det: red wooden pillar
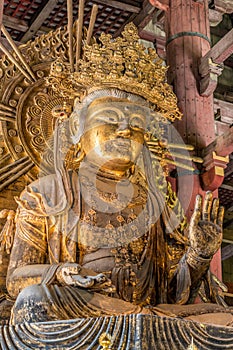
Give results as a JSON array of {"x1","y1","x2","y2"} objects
[{"x1": 165, "y1": 0, "x2": 221, "y2": 278}]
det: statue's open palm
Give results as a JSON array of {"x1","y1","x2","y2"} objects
[{"x1": 189, "y1": 192, "x2": 224, "y2": 258}]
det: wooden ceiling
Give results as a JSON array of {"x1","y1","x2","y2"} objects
[
  {"x1": 0, "y1": 0, "x2": 233, "y2": 233},
  {"x1": 2, "y1": 0, "x2": 146, "y2": 42}
]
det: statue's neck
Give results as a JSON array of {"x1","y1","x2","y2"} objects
[{"x1": 79, "y1": 160, "x2": 131, "y2": 181}]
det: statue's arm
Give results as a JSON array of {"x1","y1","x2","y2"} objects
[
  {"x1": 6, "y1": 210, "x2": 49, "y2": 298},
  {"x1": 170, "y1": 192, "x2": 223, "y2": 304},
  {"x1": 170, "y1": 246, "x2": 212, "y2": 305},
  {"x1": 6, "y1": 208, "x2": 113, "y2": 298}
]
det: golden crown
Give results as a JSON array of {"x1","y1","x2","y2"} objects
[{"x1": 47, "y1": 23, "x2": 182, "y2": 122}]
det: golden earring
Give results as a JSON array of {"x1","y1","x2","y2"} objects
[
  {"x1": 130, "y1": 164, "x2": 135, "y2": 175},
  {"x1": 144, "y1": 132, "x2": 151, "y2": 143},
  {"x1": 65, "y1": 142, "x2": 85, "y2": 170},
  {"x1": 73, "y1": 142, "x2": 85, "y2": 168}
]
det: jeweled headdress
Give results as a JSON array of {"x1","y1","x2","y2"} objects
[{"x1": 47, "y1": 22, "x2": 182, "y2": 122}]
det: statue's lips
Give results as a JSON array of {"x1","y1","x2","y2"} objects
[{"x1": 110, "y1": 139, "x2": 131, "y2": 152}]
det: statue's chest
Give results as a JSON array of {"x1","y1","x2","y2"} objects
[
  {"x1": 77, "y1": 176, "x2": 150, "y2": 273},
  {"x1": 78, "y1": 174, "x2": 148, "y2": 244}
]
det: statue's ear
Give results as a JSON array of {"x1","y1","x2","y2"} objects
[{"x1": 144, "y1": 132, "x2": 151, "y2": 143}]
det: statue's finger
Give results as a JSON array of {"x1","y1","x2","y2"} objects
[
  {"x1": 217, "y1": 205, "x2": 224, "y2": 228},
  {"x1": 211, "y1": 198, "x2": 219, "y2": 224},
  {"x1": 202, "y1": 191, "x2": 213, "y2": 221},
  {"x1": 190, "y1": 194, "x2": 202, "y2": 229}
]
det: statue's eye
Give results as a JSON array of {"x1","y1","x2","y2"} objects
[
  {"x1": 107, "y1": 115, "x2": 118, "y2": 123},
  {"x1": 95, "y1": 111, "x2": 119, "y2": 124},
  {"x1": 130, "y1": 115, "x2": 145, "y2": 129}
]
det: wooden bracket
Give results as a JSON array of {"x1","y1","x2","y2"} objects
[
  {"x1": 199, "y1": 57, "x2": 224, "y2": 97},
  {"x1": 199, "y1": 28, "x2": 233, "y2": 96},
  {"x1": 213, "y1": 0, "x2": 233, "y2": 14},
  {"x1": 203, "y1": 126, "x2": 233, "y2": 158},
  {"x1": 201, "y1": 152, "x2": 229, "y2": 191}
]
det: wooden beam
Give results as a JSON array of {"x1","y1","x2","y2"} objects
[
  {"x1": 221, "y1": 183, "x2": 233, "y2": 191},
  {"x1": 139, "y1": 30, "x2": 157, "y2": 42},
  {"x1": 201, "y1": 28, "x2": 233, "y2": 68},
  {"x1": 223, "y1": 239, "x2": 233, "y2": 244},
  {"x1": 203, "y1": 126, "x2": 233, "y2": 158},
  {"x1": 0, "y1": 37, "x2": 21, "y2": 57},
  {"x1": 139, "y1": 29, "x2": 166, "y2": 59},
  {"x1": 199, "y1": 59, "x2": 223, "y2": 97},
  {"x1": 224, "y1": 160, "x2": 233, "y2": 178},
  {"x1": 213, "y1": 0, "x2": 233, "y2": 14},
  {"x1": 209, "y1": 8, "x2": 223, "y2": 27},
  {"x1": 223, "y1": 219, "x2": 233, "y2": 231},
  {"x1": 223, "y1": 218, "x2": 233, "y2": 230},
  {"x1": 133, "y1": 0, "x2": 158, "y2": 31},
  {"x1": 21, "y1": 0, "x2": 58, "y2": 43},
  {"x1": 37, "y1": 25, "x2": 53, "y2": 35},
  {"x1": 2, "y1": 15, "x2": 28, "y2": 32},
  {"x1": 214, "y1": 98, "x2": 233, "y2": 125},
  {"x1": 221, "y1": 244, "x2": 233, "y2": 261},
  {"x1": 199, "y1": 28, "x2": 233, "y2": 96},
  {"x1": 113, "y1": 13, "x2": 137, "y2": 38},
  {"x1": 94, "y1": 0, "x2": 140, "y2": 13}
]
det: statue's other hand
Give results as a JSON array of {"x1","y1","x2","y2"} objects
[
  {"x1": 56, "y1": 263, "x2": 115, "y2": 292},
  {"x1": 72, "y1": 273, "x2": 114, "y2": 292},
  {"x1": 56, "y1": 262, "x2": 82, "y2": 286},
  {"x1": 188, "y1": 191, "x2": 224, "y2": 258}
]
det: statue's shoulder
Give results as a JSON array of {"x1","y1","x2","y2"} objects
[
  {"x1": 16, "y1": 174, "x2": 60, "y2": 214},
  {"x1": 29, "y1": 174, "x2": 59, "y2": 196}
]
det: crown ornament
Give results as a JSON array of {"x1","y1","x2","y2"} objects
[{"x1": 47, "y1": 23, "x2": 182, "y2": 122}]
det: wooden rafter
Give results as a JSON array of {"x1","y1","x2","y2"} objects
[
  {"x1": 113, "y1": 12, "x2": 138, "y2": 38},
  {"x1": 133, "y1": 0, "x2": 158, "y2": 32},
  {"x1": 203, "y1": 126, "x2": 233, "y2": 158},
  {"x1": 21, "y1": 0, "x2": 58, "y2": 43},
  {"x1": 200, "y1": 28, "x2": 233, "y2": 71},
  {"x1": 214, "y1": 98, "x2": 233, "y2": 124},
  {"x1": 223, "y1": 218, "x2": 233, "y2": 230},
  {"x1": 113, "y1": 0, "x2": 161, "y2": 41},
  {"x1": 221, "y1": 183, "x2": 233, "y2": 191},
  {"x1": 139, "y1": 30, "x2": 157, "y2": 42},
  {"x1": 3, "y1": 15, "x2": 28, "y2": 32},
  {"x1": 213, "y1": 0, "x2": 233, "y2": 14},
  {"x1": 93, "y1": 0, "x2": 140, "y2": 13},
  {"x1": 221, "y1": 244, "x2": 233, "y2": 261},
  {"x1": 225, "y1": 160, "x2": 233, "y2": 178},
  {"x1": 199, "y1": 28, "x2": 233, "y2": 96}
]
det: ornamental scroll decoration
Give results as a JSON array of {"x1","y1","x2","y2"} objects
[{"x1": 0, "y1": 26, "x2": 74, "y2": 182}]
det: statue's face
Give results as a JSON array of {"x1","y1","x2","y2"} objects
[{"x1": 80, "y1": 99, "x2": 148, "y2": 175}]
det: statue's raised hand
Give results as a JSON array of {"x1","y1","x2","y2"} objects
[{"x1": 188, "y1": 192, "x2": 224, "y2": 259}]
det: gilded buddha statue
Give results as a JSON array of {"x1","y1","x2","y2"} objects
[{"x1": 0, "y1": 22, "x2": 230, "y2": 327}]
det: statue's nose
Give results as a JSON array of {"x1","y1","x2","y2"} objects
[
  {"x1": 116, "y1": 119, "x2": 131, "y2": 137},
  {"x1": 116, "y1": 126, "x2": 131, "y2": 138}
]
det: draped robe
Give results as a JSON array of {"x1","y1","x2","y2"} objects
[{"x1": 6, "y1": 165, "x2": 190, "y2": 323}]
